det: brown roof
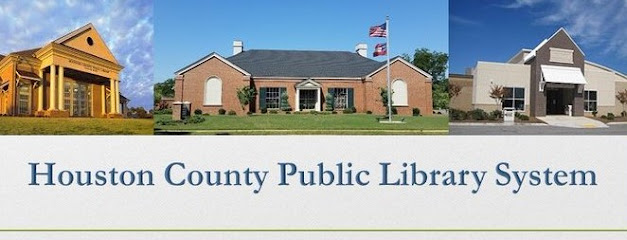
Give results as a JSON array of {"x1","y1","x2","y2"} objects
[
  {"x1": 16, "y1": 70, "x2": 40, "y2": 79},
  {"x1": 11, "y1": 48, "x2": 40, "y2": 58},
  {"x1": 0, "y1": 54, "x2": 5, "y2": 59}
]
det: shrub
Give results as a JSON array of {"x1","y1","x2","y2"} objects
[
  {"x1": 601, "y1": 115, "x2": 608, "y2": 119},
  {"x1": 592, "y1": 110, "x2": 598, "y2": 117},
  {"x1": 246, "y1": 111, "x2": 253, "y2": 116},
  {"x1": 490, "y1": 110, "x2": 503, "y2": 119},
  {"x1": 487, "y1": 114, "x2": 497, "y2": 121},
  {"x1": 269, "y1": 110, "x2": 278, "y2": 114},
  {"x1": 309, "y1": 111, "x2": 319, "y2": 115},
  {"x1": 156, "y1": 119, "x2": 176, "y2": 126},
  {"x1": 285, "y1": 111, "x2": 291, "y2": 114},
  {"x1": 391, "y1": 107, "x2": 398, "y2": 115},
  {"x1": 154, "y1": 109, "x2": 173, "y2": 115},
  {"x1": 342, "y1": 108, "x2": 354, "y2": 114},
  {"x1": 366, "y1": 110, "x2": 373, "y2": 115},
  {"x1": 194, "y1": 109, "x2": 203, "y2": 115},
  {"x1": 325, "y1": 94, "x2": 334, "y2": 111},
  {"x1": 282, "y1": 107, "x2": 292, "y2": 112},
  {"x1": 468, "y1": 109, "x2": 488, "y2": 120},
  {"x1": 517, "y1": 114, "x2": 530, "y2": 121},
  {"x1": 607, "y1": 113, "x2": 615, "y2": 120},
  {"x1": 412, "y1": 108, "x2": 421, "y2": 116},
  {"x1": 332, "y1": 111, "x2": 338, "y2": 114},
  {"x1": 449, "y1": 108, "x2": 467, "y2": 121},
  {"x1": 218, "y1": 108, "x2": 226, "y2": 115},
  {"x1": 184, "y1": 115, "x2": 205, "y2": 124},
  {"x1": 227, "y1": 110, "x2": 237, "y2": 115},
  {"x1": 260, "y1": 108, "x2": 268, "y2": 114}
]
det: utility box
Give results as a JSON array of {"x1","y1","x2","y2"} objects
[
  {"x1": 567, "y1": 105, "x2": 573, "y2": 116},
  {"x1": 503, "y1": 107, "x2": 515, "y2": 123},
  {"x1": 172, "y1": 101, "x2": 191, "y2": 120}
]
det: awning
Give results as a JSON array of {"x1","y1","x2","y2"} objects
[
  {"x1": 541, "y1": 65, "x2": 587, "y2": 85},
  {"x1": 16, "y1": 70, "x2": 41, "y2": 81}
]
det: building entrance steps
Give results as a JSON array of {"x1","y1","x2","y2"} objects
[{"x1": 537, "y1": 115, "x2": 608, "y2": 128}]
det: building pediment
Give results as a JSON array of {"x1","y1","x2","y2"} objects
[{"x1": 295, "y1": 78, "x2": 322, "y2": 88}]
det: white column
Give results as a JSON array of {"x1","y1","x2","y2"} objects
[
  {"x1": 48, "y1": 65, "x2": 56, "y2": 110},
  {"x1": 57, "y1": 66, "x2": 64, "y2": 110},
  {"x1": 109, "y1": 78, "x2": 115, "y2": 114},
  {"x1": 115, "y1": 80, "x2": 120, "y2": 114},
  {"x1": 101, "y1": 85, "x2": 106, "y2": 116},
  {"x1": 316, "y1": 88, "x2": 321, "y2": 111},
  {"x1": 295, "y1": 89, "x2": 300, "y2": 111},
  {"x1": 37, "y1": 69, "x2": 43, "y2": 111}
]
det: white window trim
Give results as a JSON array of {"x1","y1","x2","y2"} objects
[
  {"x1": 204, "y1": 77, "x2": 222, "y2": 106},
  {"x1": 583, "y1": 89, "x2": 597, "y2": 112},
  {"x1": 391, "y1": 79, "x2": 408, "y2": 107}
]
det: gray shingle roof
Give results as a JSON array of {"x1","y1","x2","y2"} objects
[{"x1": 226, "y1": 49, "x2": 384, "y2": 78}]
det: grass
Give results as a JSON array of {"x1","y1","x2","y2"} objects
[
  {"x1": 0, "y1": 117, "x2": 153, "y2": 135},
  {"x1": 154, "y1": 113, "x2": 448, "y2": 135}
]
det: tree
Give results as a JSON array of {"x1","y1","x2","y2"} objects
[
  {"x1": 616, "y1": 89, "x2": 627, "y2": 116},
  {"x1": 280, "y1": 91, "x2": 291, "y2": 111},
  {"x1": 489, "y1": 85, "x2": 507, "y2": 111},
  {"x1": 236, "y1": 86, "x2": 257, "y2": 111},
  {"x1": 379, "y1": 87, "x2": 394, "y2": 115},
  {"x1": 449, "y1": 82, "x2": 462, "y2": 100},
  {"x1": 402, "y1": 48, "x2": 449, "y2": 109},
  {"x1": 154, "y1": 78, "x2": 175, "y2": 105}
]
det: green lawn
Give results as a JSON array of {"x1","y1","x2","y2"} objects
[
  {"x1": 154, "y1": 114, "x2": 448, "y2": 135},
  {"x1": 0, "y1": 117, "x2": 153, "y2": 135}
]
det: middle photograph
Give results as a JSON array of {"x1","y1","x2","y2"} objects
[{"x1": 153, "y1": 1, "x2": 449, "y2": 135}]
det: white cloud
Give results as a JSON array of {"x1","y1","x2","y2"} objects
[
  {"x1": 502, "y1": 0, "x2": 627, "y2": 58},
  {"x1": 0, "y1": 0, "x2": 153, "y2": 109}
]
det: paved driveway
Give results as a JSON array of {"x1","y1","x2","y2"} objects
[{"x1": 450, "y1": 124, "x2": 627, "y2": 135}]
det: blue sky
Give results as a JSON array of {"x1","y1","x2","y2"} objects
[
  {"x1": 0, "y1": 0, "x2": 153, "y2": 109},
  {"x1": 450, "y1": 0, "x2": 627, "y2": 74},
  {"x1": 154, "y1": 0, "x2": 448, "y2": 83}
]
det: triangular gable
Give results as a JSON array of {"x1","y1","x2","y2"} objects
[
  {"x1": 54, "y1": 23, "x2": 119, "y2": 64},
  {"x1": 366, "y1": 57, "x2": 433, "y2": 80},
  {"x1": 174, "y1": 52, "x2": 251, "y2": 76},
  {"x1": 295, "y1": 78, "x2": 322, "y2": 88},
  {"x1": 524, "y1": 27, "x2": 585, "y2": 63}
]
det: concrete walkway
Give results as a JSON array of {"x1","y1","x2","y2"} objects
[{"x1": 537, "y1": 115, "x2": 608, "y2": 128}]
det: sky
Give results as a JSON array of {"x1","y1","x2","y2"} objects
[
  {"x1": 0, "y1": 0, "x2": 153, "y2": 109},
  {"x1": 154, "y1": 0, "x2": 449, "y2": 83},
  {"x1": 450, "y1": 0, "x2": 627, "y2": 75}
]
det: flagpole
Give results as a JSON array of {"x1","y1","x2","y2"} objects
[{"x1": 386, "y1": 16, "x2": 392, "y2": 122}]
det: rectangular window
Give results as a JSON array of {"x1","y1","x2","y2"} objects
[
  {"x1": 502, "y1": 87, "x2": 525, "y2": 111},
  {"x1": 18, "y1": 84, "x2": 30, "y2": 115},
  {"x1": 584, "y1": 90, "x2": 597, "y2": 112},
  {"x1": 333, "y1": 88, "x2": 348, "y2": 109},
  {"x1": 265, "y1": 87, "x2": 280, "y2": 109}
]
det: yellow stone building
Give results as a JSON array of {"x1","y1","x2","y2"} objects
[{"x1": 0, "y1": 23, "x2": 123, "y2": 117}]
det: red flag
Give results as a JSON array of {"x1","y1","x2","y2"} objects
[
  {"x1": 369, "y1": 23, "x2": 387, "y2": 37},
  {"x1": 373, "y1": 43, "x2": 387, "y2": 57}
]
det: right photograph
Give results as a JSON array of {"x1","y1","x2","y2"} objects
[{"x1": 449, "y1": 0, "x2": 627, "y2": 135}]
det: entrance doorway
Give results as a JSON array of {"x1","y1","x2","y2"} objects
[
  {"x1": 299, "y1": 89, "x2": 317, "y2": 110},
  {"x1": 546, "y1": 88, "x2": 573, "y2": 115},
  {"x1": 64, "y1": 81, "x2": 92, "y2": 117}
]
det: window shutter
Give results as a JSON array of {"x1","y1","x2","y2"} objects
[
  {"x1": 347, "y1": 88, "x2": 354, "y2": 109},
  {"x1": 280, "y1": 87, "x2": 287, "y2": 108},
  {"x1": 259, "y1": 88, "x2": 266, "y2": 109}
]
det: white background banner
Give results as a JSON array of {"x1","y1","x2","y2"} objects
[{"x1": 0, "y1": 136, "x2": 625, "y2": 239}]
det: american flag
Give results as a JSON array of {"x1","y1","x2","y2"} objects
[
  {"x1": 373, "y1": 43, "x2": 387, "y2": 57},
  {"x1": 369, "y1": 23, "x2": 387, "y2": 37}
]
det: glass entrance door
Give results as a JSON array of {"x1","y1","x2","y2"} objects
[
  {"x1": 64, "y1": 81, "x2": 92, "y2": 117},
  {"x1": 299, "y1": 89, "x2": 317, "y2": 110}
]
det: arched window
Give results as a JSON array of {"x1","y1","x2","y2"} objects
[
  {"x1": 391, "y1": 79, "x2": 408, "y2": 106},
  {"x1": 204, "y1": 77, "x2": 222, "y2": 105}
]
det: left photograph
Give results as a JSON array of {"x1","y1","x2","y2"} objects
[{"x1": 0, "y1": 0, "x2": 153, "y2": 134}]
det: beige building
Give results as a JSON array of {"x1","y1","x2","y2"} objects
[{"x1": 451, "y1": 28, "x2": 627, "y2": 117}]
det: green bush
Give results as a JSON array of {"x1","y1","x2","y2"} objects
[
  {"x1": 285, "y1": 111, "x2": 291, "y2": 114},
  {"x1": 154, "y1": 109, "x2": 173, "y2": 115},
  {"x1": 412, "y1": 108, "x2": 420, "y2": 116},
  {"x1": 227, "y1": 110, "x2": 237, "y2": 115},
  {"x1": 269, "y1": 110, "x2": 278, "y2": 114},
  {"x1": 246, "y1": 111, "x2": 253, "y2": 115},
  {"x1": 218, "y1": 108, "x2": 226, "y2": 115},
  {"x1": 309, "y1": 111, "x2": 319, "y2": 115},
  {"x1": 601, "y1": 115, "x2": 608, "y2": 119},
  {"x1": 517, "y1": 114, "x2": 530, "y2": 121},
  {"x1": 325, "y1": 94, "x2": 334, "y2": 111},
  {"x1": 449, "y1": 108, "x2": 467, "y2": 121},
  {"x1": 490, "y1": 110, "x2": 503, "y2": 119},
  {"x1": 487, "y1": 114, "x2": 497, "y2": 121},
  {"x1": 607, "y1": 113, "x2": 615, "y2": 120},
  {"x1": 282, "y1": 107, "x2": 292, "y2": 113},
  {"x1": 155, "y1": 119, "x2": 176, "y2": 125},
  {"x1": 592, "y1": 110, "x2": 598, "y2": 117},
  {"x1": 391, "y1": 107, "x2": 398, "y2": 115},
  {"x1": 468, "y1": 109, "x2": 488, "y2": 120},
  {"x1": 194, "y1": 109, "x2": 203, "y2": 115},
  {"x1": 260, "y1": 108, "x2": 267, "y2": 114},
  {"x1": 184, "y1": 115, "x2": 205, "y2": 124},
  {"x1": 332, "y1": 111, "x2": 338, "y2": 114},
  {"x1": 366, "y1": 110, "x2": 373, "y2": 115}
]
